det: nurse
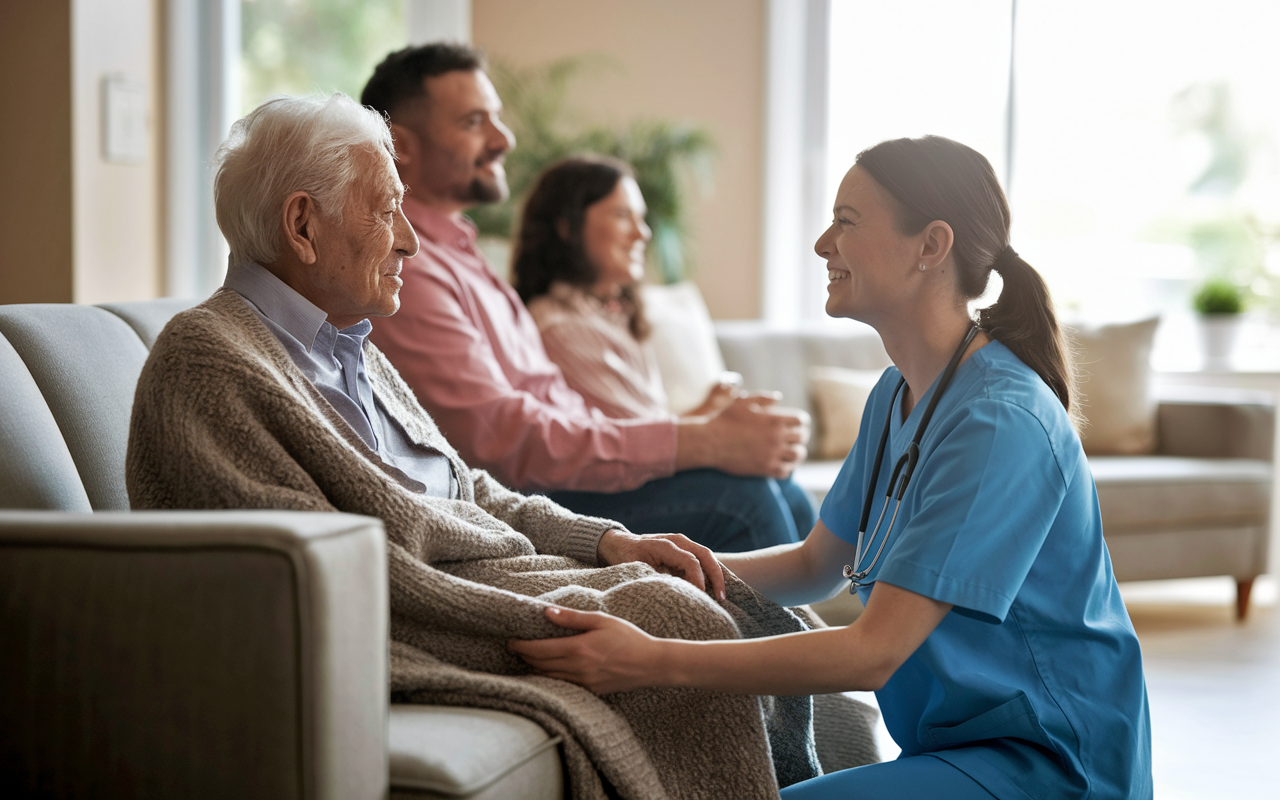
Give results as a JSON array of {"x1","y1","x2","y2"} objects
[{"x1": 509, "y1": 135, "x2": 1153, "y2": 799}]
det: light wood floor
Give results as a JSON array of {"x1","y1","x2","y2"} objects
[
  {"x1": 1124, "y1": 576, "x2": 1278, "y2": 799},
  {"x1": 846, "y1": 576, "x2": 1279, "y2": 797}
]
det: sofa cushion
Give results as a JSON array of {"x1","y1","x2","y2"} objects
[
  {"x1": 388, "y1": 705, "x2": 562, "y2": 799},
  {"x1": 1068, "y1": 317, "x2": 1160, "y2": 455},
  {"x1": 808, "y1": 367, "x2": 883, "y2": 460},
  {"x1": 1090, "y1": 456, "x2": 1271, "y2": 531},
  {"x1": 642, "y1": 282, "x2": 727, "y2": 414},
  {"x1": 0, "y1": 334, "x2": 92, "y2": 511},
  {"x1": 99, "y1": 298, "x2": 199, "y2": 348},
  {"x1": 0, "y1": 305, "x2": 150, "y2": 510},
  {"x1": 716, "y1": 321, "x2": 890, "y2": 426}
]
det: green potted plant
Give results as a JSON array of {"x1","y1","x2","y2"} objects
[
  {"x1": 1191, "y1": 277, "x2": 1244, "y2": 369},
  {"x1": 467, "y1": 57, "x2": 716, "y2": 284}
]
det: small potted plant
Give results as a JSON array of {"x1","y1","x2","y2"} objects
[{"x1": 1192, "y1": 278, "x2": 1244, "y2": 369}]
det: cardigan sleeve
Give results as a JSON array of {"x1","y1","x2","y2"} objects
[{"x1": 468, "y1": 467, "x2": 623, "y2": 566}]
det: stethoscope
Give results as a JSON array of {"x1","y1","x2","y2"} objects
[{"x1": 842, "y1": 323, "x2": 980, "y2": 591}]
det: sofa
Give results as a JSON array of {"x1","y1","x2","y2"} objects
[
  {"x1": 713, "y1": 320, "x2": 1274, "y2": 621},
  {"x1": 0, "y1": 300, "x2": 564, "y2": 799}
]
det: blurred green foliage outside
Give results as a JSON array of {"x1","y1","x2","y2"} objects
[{"x1": 241, "y1": 0, "x2": 406, "y2": 114}]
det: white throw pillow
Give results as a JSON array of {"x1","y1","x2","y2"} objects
[
  {"x1": 1067, "y1": 317, "x2": 1160, "y2": 455},
  {"x1": 808, "y1": 366, "x2": 885, "y2": 460},
  {"x1": 643, "y1": 282, "x2": 727, "y2": 415}
]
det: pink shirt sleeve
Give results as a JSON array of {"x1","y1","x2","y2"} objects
[{"x1": 370, "y1": 254, "x2": 677, "y2": 493}]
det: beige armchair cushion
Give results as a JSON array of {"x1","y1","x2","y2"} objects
[
  {"x1": 388, "y1": 706, "x2": 563, "y2": 799},
  {"x1": 1068, "y1": 317, "x2": 1161, "y2": 455}
]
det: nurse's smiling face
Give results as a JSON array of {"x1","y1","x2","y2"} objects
[{"x1": 814, "y1": 165, "x2": 925, "y2": 324}]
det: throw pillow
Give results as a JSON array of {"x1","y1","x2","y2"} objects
[
  {"x1": 1067, "y1": 317, "x2": 1161, "y2": 455},
  {"x1": 808, "y1": 366, "x2": 885, "y2": 460},
  {"x1": 642, "y1": 282, "x2": 728, "y2": 415}
]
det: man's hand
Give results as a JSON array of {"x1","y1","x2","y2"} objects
[
  {"x1": 597, "y1": 530, "x2": 726, "y2": 601},
  {"x1": 676, "y1": 393, "x2": 810, "y2": 479}
]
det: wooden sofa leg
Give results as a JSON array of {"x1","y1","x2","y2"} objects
[{"x1": 1235, "y1": 578, "x2": 1255, "y2": 622}]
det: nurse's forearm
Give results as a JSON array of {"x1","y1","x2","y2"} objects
[
  {"x1": 657, "y1": 625, "x2": 890, "y2": 694},
  {"x1": 717, "y1": 542, "x2": 819, "y2": 606},
  {"x1": 656, "y1": 581, "x2": 952, "y2": 695},
  {"x1": 717, "y1": 521, "x2": 853, "y2": 607}
]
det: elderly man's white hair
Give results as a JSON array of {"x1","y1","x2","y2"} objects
[{"x1": 214, "y1": 93, "x2": 394, "y2": 266}]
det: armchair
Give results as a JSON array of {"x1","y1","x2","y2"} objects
[{"x1": 0, "y1": 301, "x2": 563, "y2": 799}]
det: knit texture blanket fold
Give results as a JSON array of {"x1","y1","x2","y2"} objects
[{"x1": 126, "y1": 290, "x2": 877, "y2": 799}]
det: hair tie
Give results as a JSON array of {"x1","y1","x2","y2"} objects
[{"x1": 992, "y1": 246, "x2": 1020, "y2": 273}]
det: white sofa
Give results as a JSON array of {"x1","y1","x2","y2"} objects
[{"x1": 714, "y1": 320, "x2": 1274, "y2": 621}]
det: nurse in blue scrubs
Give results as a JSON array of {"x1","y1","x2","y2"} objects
[{"x1": 510, "y1": 135, "x2": 1153, "y2": 799}]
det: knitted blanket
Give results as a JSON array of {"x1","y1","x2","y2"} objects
[{"x1": 126, "y1": 290, "x2": 876, "y2": 798}]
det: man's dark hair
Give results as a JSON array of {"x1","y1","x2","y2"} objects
[{"x1": 361, "y1": 42, "x2": 486, "y2": 118}]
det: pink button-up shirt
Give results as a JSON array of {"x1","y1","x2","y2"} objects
[{"x1": 370, "y1": 199, "x2": 678, "y2": 492}]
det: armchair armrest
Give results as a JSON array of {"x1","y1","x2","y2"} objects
[
  {"x1": 0, "y1": 510, "x2": 388, "y2": 800},
  {"x1": 1155, "y1": 387, "x2": 1276, "y2": 460}
]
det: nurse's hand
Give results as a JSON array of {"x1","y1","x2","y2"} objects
[
  {"x1": 597, "y1": 530, "x2": 726, "y2": 602},
  {"x1": 509, "y1": 607, "x2": 662, "y2": 694}
]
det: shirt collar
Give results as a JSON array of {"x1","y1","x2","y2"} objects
[
  {"x1": 402, "y1": 196, "x2": 479, "y2": 251},
  {"x1": 223, "y1": 260, "x2": 330, "y2": 352}
]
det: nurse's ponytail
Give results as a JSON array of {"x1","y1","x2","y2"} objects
[{"x1": 856, "y1": 136, "x2": 1078, "y2": 423}]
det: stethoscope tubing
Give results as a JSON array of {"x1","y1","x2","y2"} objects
[{"x1": 844, "y1": 323, "x2": 981, "y2": 590}]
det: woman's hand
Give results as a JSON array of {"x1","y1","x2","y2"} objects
[
  {"x1": 680, "y1": 371, "x2": 744, "y2": 419},
  {"x1": 509, "y1": 607, "x2": 665, "y2": 694},
  {"x1": 597, "y1": 530, "x2": 726, "y2": 601}
]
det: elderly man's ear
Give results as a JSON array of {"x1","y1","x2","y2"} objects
[
  {"x1": 281, "y1": 191, "x2": 320, "y2": 265},
  {"x1": 389, "y1": 122, "x2": 419, "y2": 168}
]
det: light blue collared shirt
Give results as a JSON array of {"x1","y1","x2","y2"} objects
[{"x1": 224, "y1": 260, "x2": 455, "y2": 498}]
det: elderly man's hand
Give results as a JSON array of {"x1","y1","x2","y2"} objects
[{"x1": 597, "y1": 530, "x2": 726, "y2": 602}]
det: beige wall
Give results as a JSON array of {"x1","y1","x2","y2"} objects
[
  {"x1": 0, "y1": 0, "x2": 163, "y2": 307},
  {"x1": 473, "y1": 0, "x2": 766, "y2": 319},
  {"x1": 0, "y1": 2, "x2": 74, "y2": 303},
  {"x1": 71, "y1": 0, "x2": 163, "y2": 304}
]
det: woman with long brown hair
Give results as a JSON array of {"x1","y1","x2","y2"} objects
[
  {"x1": 511, "y1": 137, "x2": 1152, "y2": 799},
  {"x1": 512, "y1": 154, "x2": 817, "y2": 551}
]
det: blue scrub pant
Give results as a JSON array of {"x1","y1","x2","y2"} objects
[
  {"x1": 548, "y1": 468, "x2": 814, "y2": 552},
  {"x1": 780, "y1": 756, "x2": 997, "y2": 799}
]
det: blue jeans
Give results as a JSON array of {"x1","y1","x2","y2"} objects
[
  {"x1": 548, "y1": 469, "x2": 816, "y2": 552},
  {"x1": 780, "y1": 755, "x2": 998, "y2": 799}
]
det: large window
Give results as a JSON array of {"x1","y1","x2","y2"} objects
[
  {"x1": 240, "y1": 0, "x2": 407, "y2": 113},
  {"x1": 824, "y1": 1, "x2": 1280, "y2": 366}
]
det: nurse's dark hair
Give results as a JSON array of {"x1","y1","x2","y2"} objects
[
  {"x1": 512, "y1": 154, "x2": 649, "y2": 340},
  {"x1": 855, "y1": 135, "x2": 1077, "y2": 420}
]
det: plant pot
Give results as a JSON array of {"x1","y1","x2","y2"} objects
[{"x1": 1198, "y1": 314, "x2": 1241, "y2": 370}]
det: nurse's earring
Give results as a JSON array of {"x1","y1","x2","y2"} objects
[{"x1": 920, "y1": 263, "x2": 927, "y2": 271}]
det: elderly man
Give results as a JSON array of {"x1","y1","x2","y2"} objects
[
  {"x1": 124, "y1": 94, "x2": 872, "y2": 799},
  {"x1": 359, "y1": 43, "x2": 816, "y2": 554}
]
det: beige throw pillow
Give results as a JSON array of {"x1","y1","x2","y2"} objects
[
  {"x1": 1067, "y1": 317, "x2": 1160, "y2": 455},
  {"x1": 808, "y1": 366, "x2": 885, "y2": 460}
]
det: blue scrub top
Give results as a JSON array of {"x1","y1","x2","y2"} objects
[{"x1": 820, "y1": 341, "x2": 1152, "y2": 800}]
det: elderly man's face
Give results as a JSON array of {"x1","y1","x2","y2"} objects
[
  {"x1": 395, "y1": 69, "x2": 514, "y2": 211},
  {"x1": 310, "y1": 149, "x2": 419, "y2": 329}
]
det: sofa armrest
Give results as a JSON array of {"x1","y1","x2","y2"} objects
[
  {"x1": 1156, "y1": 387, "x2": 1276, "y2": 461},
  {"x1": 0, "y1": 510, "x2": 388, "y2": 800}
]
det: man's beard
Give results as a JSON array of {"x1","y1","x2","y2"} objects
[{"x1": 457, "y1": 161, "x2": 509, "y2": 205}]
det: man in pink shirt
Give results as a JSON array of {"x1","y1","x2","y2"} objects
[{"x1": 362, "y1": 44, "x2": 814, "y2": 552}]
